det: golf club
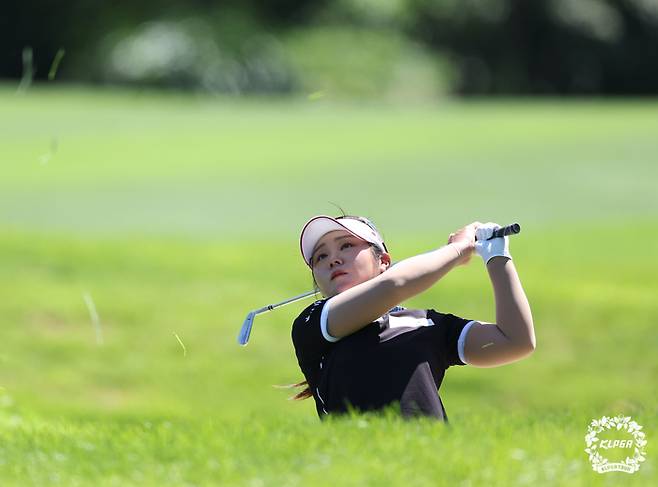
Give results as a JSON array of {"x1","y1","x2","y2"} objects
[{"x1": 237, "y1": 222, "x2": 521, "y2": 345}]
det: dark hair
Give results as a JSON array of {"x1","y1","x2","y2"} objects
[{"x1": 280, "y1": 213, "x2": 387, "y2": 402}]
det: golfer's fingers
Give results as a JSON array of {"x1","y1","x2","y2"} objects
[
  {"x1": 475, "y1": 222, "x2": 499, "y2": 241},
  {"x1": 449, "y1": 222, "x2": 480, "y2": 244},
  {"x1": 461, "y1": 222, "x2": 481, "y2": 241}
]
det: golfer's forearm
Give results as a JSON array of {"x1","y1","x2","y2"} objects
[
  {"x1": 487, "y1": 257, "x2": 536, "y2": 349},
  {"x1": 385, "y1": 243, "x2": 464, "y2": 302}
]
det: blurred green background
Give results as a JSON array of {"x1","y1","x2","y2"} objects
[
  {"x1": 4, "y1": 0, "x2": 658, "y2": 96},
  {"x1": 1, "y1": 1, "x2": 657, "y2": 485}
]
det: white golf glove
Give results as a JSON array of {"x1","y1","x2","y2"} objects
[{"x1": 474, "y1": 222, "x2": 512, "y2": 265}]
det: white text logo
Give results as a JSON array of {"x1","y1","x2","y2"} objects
[{"x1": 585, "y1": 415, "x2": 647, "y2": 474}]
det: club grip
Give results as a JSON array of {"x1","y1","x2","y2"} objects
[{"x1": 488, "y1": 222, "x2": 521, "y2": 240}]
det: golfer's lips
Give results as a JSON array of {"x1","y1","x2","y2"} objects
[{"x1": 331, "y1": 271, "x2": 348, "y2": 280}]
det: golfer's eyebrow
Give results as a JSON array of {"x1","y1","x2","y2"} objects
[{"x1": 312, "y1": 235, "x2": 353, "y2": 260}]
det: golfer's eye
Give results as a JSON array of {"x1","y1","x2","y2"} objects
[{"x1": 314, "y1": 243, "x2": 352, "y2": 264}]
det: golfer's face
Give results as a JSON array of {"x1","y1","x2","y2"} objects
[{"x1": 311, "y1": 230, "x2": 377, "y2": 297}]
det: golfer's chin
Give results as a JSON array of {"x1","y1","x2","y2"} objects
[
  {"x1": 328, "y1": 273, "x2": 378, "y2": 297},
  {"x1": 331, "y1": 276, "x2": 356, "y2": 295}
]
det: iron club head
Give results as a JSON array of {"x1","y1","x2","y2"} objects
[
  {"x1": 238, "y1": 311, "x2": 256, "y2": 346},
  {"x1": 237, "y1": 290, "x2": 322, "y2": 346}
]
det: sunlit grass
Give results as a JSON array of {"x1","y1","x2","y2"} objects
[{"x1": 0, "y1": 87, "x2": 656, "y2": 484}]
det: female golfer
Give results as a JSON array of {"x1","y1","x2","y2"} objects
[{"x1": 290, "y1": 214, "x2": 535, "y2": 422}]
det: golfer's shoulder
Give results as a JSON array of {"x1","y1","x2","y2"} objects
[
  {"x1": 293, "y1": 298, "x2": 330, "y2": 326},
  {"x1": 291, "y1": 298, "x2": 332, "y2": 352},
  {"x1": 427, "y1": 308, "x2": 462, "y2": 321},
  {"x1": 426, "y1": 308, "x2": 474, "y2": 330}
]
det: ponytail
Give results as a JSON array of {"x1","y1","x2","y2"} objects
[{"x1": 273, "y1": 380, "x2": 313, "y2": 400}]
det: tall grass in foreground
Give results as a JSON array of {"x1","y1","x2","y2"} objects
[{"x1": 0, "y1": 406, "x2": 654, "y2": 486}]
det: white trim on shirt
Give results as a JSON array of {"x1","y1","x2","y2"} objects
[
  {"x1": 320, "y1": 298, "x2": 341, "y2": 342},
  {"x1": 458, "y1": 320, "x2": 479, "y2": 365}
]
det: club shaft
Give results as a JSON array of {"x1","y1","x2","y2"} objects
[{"x1": 253, "y1": 290, "x2": 321, "y2": 315}]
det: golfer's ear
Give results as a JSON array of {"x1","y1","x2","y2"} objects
[{"x1": 380, "y1": 252, "x2": 392, "y2": 270}]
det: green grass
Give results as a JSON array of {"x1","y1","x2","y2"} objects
[
  {"x1": 0, "y1": 85, "x2": 657, "y2": 485},
  {"x1": 2, "y1": 85, "x2": 657, "y2": 235},
  {"x1": 4, "y1": 408, "x2": 652, "y2": 486}
]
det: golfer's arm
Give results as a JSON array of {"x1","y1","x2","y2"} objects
[
  {"x1": 486, "y1": 257, "x2": 536, "y2": 349},
  {"x1": 326, "y1": 243, "x2": 464, "y2": 339},
  {"x1": 458, "y1": 257, "x2": 535, "y2": 368},
  {"x1": 386, "y1": 243, "x2": 465, "y2": 300}
]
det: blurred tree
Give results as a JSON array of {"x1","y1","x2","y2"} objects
[
  {"x1": 281, "y1": 25, "x2": 454, "y2": 100},
  {"x1": 407, "y1": 0, "x2": 658, "y2": 94},
  {"x1": 0, "y1": 1, "x2": 326, "y2": 83},
  {"x1": 2, "y1": 0, "x2": 657, "y2": 94}
]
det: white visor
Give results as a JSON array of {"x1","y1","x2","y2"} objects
[{"x1": 300, "y1": 215, "x2": 387, "y2": 267}]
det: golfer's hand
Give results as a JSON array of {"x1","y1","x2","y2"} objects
[
  {"x1": 447, "y1": 221, "x2": 481, "y2": 266},
  {"x1": 474, "y1": 222, "x2": 512, "y2": 265}
]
